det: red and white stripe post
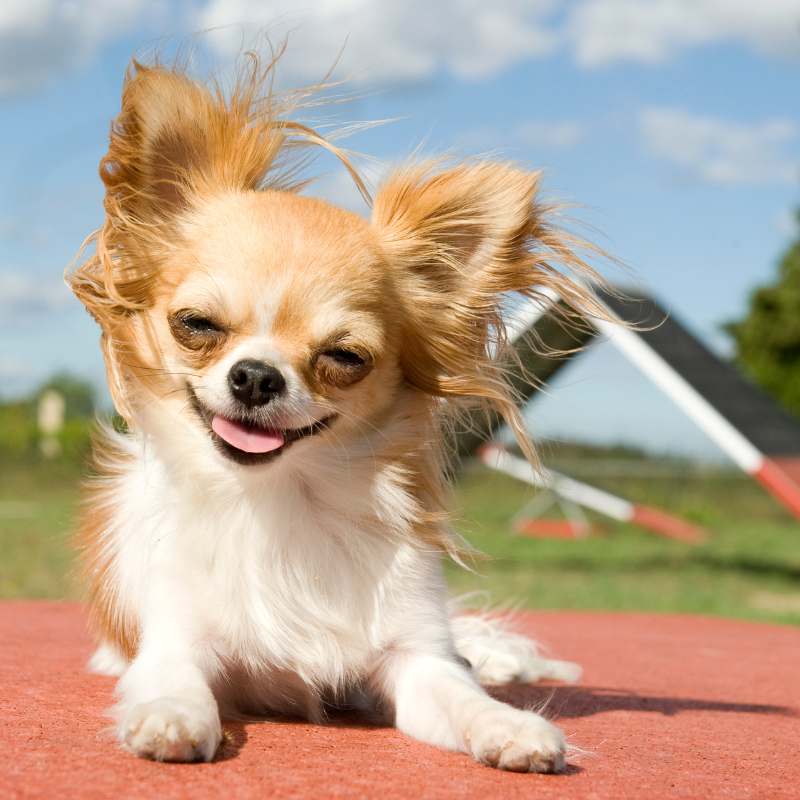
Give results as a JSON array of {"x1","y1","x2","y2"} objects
[
  {"x1": 479, "y1": 444, "x2": 706, "y2": 543},
  {"x1": 592, "y1": 311, "x2": 800, "y2": 520}
]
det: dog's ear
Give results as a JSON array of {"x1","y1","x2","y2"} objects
[
  {"x1": 372, "y1": 162, "x2": 603, "y2": 456},
  {"x1": 101, "y1": 62, "x2": 286, "y2": 220},
  {"x1": 70, "y1": 64, "x2": 232, "y2": 326},
  {"x1": 373, "y1": 162, "x2": 540, "y2": 289},
  {"x1": 101, "y1": 64, "x2": 216, "y2": 216},
  {"x1": 70, "y1": 58, "x2": 346, "y2": 325}
]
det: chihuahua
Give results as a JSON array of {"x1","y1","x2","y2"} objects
[{"x1": 69, "y1": 54, "x2": 604, "y2": 771}]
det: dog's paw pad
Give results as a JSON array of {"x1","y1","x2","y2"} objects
[
  {"x1": 120, "y1": 698, "x2": 221, "y2": 762},
  {"x1": 468, "y1": 707, "x2": 566, "y2": 773}
]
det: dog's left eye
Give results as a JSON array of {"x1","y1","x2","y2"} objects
[
  {"x1": 168, "y1": 310, "x2": 225, "y2": 350},
  {"x1": 315, "y1": 346, "x2": 373, "y2": 387},
  {"x1": 324, "y1": 348, "x2": 366, "y2": 368}
]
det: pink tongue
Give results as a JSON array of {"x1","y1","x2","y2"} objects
[{"x1": 211, "y1": 415, "x2": 285, "y2": 454}]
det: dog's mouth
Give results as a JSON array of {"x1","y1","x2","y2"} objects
[{"x1": 188, "y1": 387, "x2": 336, "y2": 466}]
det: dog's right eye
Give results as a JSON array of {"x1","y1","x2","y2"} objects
[{"x1": 181, "y1": 315, "x2": 220, "y2": 334}]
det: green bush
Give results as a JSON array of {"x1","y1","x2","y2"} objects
[
  {"x1": 57, "y1": 418, "x2": 93, "y2": 461},
  {"x1": 0, "y1": 402, "x2": 37, "y2": 460},
  {"x1": 0, "y1": 374, "x2": 95, "y2": 465}
]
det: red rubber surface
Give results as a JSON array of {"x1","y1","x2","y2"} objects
[{"x1": 2, "y1": 602, "x2": 798, "y2": 799}]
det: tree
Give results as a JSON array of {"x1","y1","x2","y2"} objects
[{"x1": 727, "y1": 209, "x2": 800, "y2": 418}]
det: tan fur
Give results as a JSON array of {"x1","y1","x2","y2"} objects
[
  {"x1": 68, "y1": 52, "x2": 611, "y2": 656},
  {"x1": 373, "y1": 162, "x2": 608, "y2": 464},
  {"x1": 74, "y1": 427, "x2": 140, "y2": 659}
]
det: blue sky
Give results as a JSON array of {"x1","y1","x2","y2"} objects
[{"x1": 1, "y1": 1, "x2": 799, "y2": 459}]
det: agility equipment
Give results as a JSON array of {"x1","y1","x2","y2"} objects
[
  {"x1": 480, "y1": 444, "x2": 705, "y2": 542},
  {"x1": 460, "y1": 286, "x2": 800, "y2": 525}
]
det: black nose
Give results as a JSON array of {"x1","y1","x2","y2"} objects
[{"x1": 228, "y1": 359, "x2": 286, "y2": 407}]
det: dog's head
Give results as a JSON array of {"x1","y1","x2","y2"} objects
[{"x1": 70, "y1": 61, "x2": 602, "y2": 470}]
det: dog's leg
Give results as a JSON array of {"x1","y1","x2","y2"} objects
[
  {"x1": 113, "y1": 614, "x2": 222, "y2": 762},
  {"x1": 382, "y1": 652, "x2": 566, "y2": 772},
  {"x1": 450, "y1": 613, "x2": 582, "y2": 686}
]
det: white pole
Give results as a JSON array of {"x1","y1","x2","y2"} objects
[{"x1": 480, "y1": 444, "x2": 633, "y2": 521}]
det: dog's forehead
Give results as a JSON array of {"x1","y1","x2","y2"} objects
[
  {"x1": 182, "y1": 190, "x2": 376, "y2": 279},
  {"x1": 171, "y1": 190, "x2": 387, "y2": 341}
]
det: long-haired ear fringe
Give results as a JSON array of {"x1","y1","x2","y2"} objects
[
  {"x1": 373, "y1": 161, "x2": 618, "y2": 468},
  {"x1": 66, "y1": 46, "x2": 371, "y2": 335}
]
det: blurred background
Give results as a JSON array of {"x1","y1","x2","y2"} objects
[{"x1": 1, "y1": 1, "x2": 799, "y2": 623}]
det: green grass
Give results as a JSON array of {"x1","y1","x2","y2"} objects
[
  {"x1": 2, "y1": 454, "x2": 799, "y2": 626},
  {"x1": 447, "y1": 463, "x2": 800, "y2": 626},
  {"x1": 0, "y1": 459, "x2": 80, "y2": 599}
]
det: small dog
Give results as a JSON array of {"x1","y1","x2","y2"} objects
[{"x1": 69, "y1": 54, "x2": 604, "y2": 771}]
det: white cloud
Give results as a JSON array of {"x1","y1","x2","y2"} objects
[
  {"x1": 640, "y1": 108, "x2": 799, "y2": 185},
  {"x1": 196, "y1": 1, "x2": 800, "y2": 84},
  {"x1": 567, "y1": 0, "x2": 800, "y2": 67},
  {"x1": 4, "y1": 1, "x2": 800, "y2": 97},
  {"x1": 0, "y1": 0, "x2": 162, "y2": 96},
  {"x1": 196, "y1": 0, "x2": 558, "y2": 84},
  {"x1": 457, "y1": 120, "x2": 585, "y2": 153},
  {"x1": 0, "y1": 271, "x2": 71, "y2": 318}
]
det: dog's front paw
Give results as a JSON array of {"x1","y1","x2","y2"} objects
[
  {"x1": 119, "y1": 698, "x2": 221, "y2": 762},
  {"x1": 466, "y1": 706, "x2": 566, "y2": 773}
]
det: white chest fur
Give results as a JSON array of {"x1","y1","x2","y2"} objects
[{"x1": 105, "y1": 431, "x2": 448, "y2": 715}]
